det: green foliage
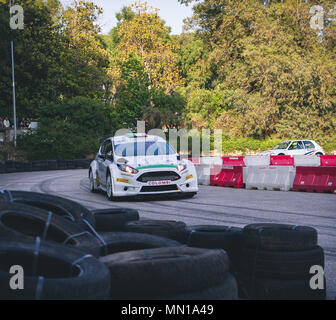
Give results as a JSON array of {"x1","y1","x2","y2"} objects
[
  {"x1": 114, "y1": 53, "x2": 152, "y2": 130},
  {"x1": 18, "y1": 97, "x2": 110, "y2": 160},
  {"x1": 179, "y1": 0, "x2": 336, "y2": 143}
]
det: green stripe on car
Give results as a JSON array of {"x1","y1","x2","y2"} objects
[{"x1": 137, "y1": 164, "x2": 178, "y2": 170}]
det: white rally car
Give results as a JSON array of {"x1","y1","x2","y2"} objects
[
  {"x1": 89, "y1": 134, "x2": 198, "y2": 200},
  {"x1": 259, "y1": 140, "x2": 325, "y2": 156}
]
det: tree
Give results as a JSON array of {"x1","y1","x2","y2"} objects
[
  {"x1": 115, "y1": 1, "x2": 184, "y2": 93},
  {"x1": 18, "y1": 97, "x2": 110, "y2": 160},
  {"x1": 182, "y1": 0, "x2": 336, "y2": 139}
]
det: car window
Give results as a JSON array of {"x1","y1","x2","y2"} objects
[
  {"x1": 273, "y1": 142, "x2": 290, "y2": 150},
  {"x1": 114, "y1": 141, "x2": 176, "y2": 157},
  {"x1": 303, "y1": 141, "x2": 315, "y2": 149},
  {"x1": 288, "y1": 141, "x2": 304, "y2": 150},
  {"x1": 105, "y1": 141, "x2": 113, "y2": 157},
  {"x1": 101, "y1": 140, "x2": 111, "y2": 155}
]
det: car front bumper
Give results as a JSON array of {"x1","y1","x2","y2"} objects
[{"x1": 111, "y1": 168, "x2": 198, "y2": 197}]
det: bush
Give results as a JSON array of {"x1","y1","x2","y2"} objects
[{"x1": 18, "y1": 97, "x2": 112, "y2": 160}]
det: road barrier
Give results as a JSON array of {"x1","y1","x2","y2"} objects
[
  {"x1": 244, "y1": 166, "x2": 296, "y2": 191},
  {"x1": 293, "y1": 166, "x2": 336, "y2": 194},
  {"x1": 294, "y1": 155, "x2": 321, "y2": 167},
  {"x1": 210, "y1": 166, "x2": 244, "y2": 189},
  {"x1": 244, "y1": 155, "x2": 270, "y2": 166},
  {"x1": 320, "y1": 155, "x2": 336, "y2": 167},
  {"x1": 222, "y1": 156, "x2": 245, "y2": 167},
  {"x1": 270, "y1": 155, "x2": 294, "y2": 166},
  {"x1": 193, "y1": 157, "x2": 222, "y2": 185},
  {"x1": 210, "y1": 157, "x2": 245, "y2": 188},
  {"x1": 0, "y1": 158, "x2": 93, "y2": 174}
]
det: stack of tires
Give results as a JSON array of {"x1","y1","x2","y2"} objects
[
  {"x1": 236, "y1": 223, "x2": 326, "y2": 300},
  {"x1": 0, "y1": 190, "x2": 109, "y2": 299},
  {"x1": 181, "y1": 225, "x2": 243, "y2": 271},
  {"x1": 0, "y1": 162, "x2": 5, "y2": 174},
  {"x1": 0, "y1": 190, "x2": 238, "y2": 300},
  {"x1": 0, "y1": 159, "x2": 94, "y2": 175},
  {"x1": 91, "y1": 209, "x2": 239, "y2": 300}
]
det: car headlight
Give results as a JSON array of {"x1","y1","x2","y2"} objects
[
  {"x1": 177, "y1": 163, "x2": 187, "y2": 172},
  {"x1": 117, "y1": 164, "x2": 138, "y2": 174}
]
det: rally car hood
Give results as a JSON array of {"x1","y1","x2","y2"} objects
[{"x1": 115, "y1": 155, "x2": 180, "y2": 169}]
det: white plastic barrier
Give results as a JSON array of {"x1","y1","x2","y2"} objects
[
  {"x1": 244, "y1": 156, "x2": 270, "y2": 166},
  {"x1": 294, "y1": 155, "x2": 321, "y2": 167},
  {"x1": 243, "y1": 166, "x2": 296, "y2": 191},
  {"x1": 194, "y1": 157, "x2": 222, "y2": 185}
]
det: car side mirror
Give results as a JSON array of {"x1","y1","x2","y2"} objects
[
  {"x1": 98, "y1": 154, "x2": 106, "y2": 160},
  {"x1": 177, "y1": 154, "x2": 181, "y2": 161}
]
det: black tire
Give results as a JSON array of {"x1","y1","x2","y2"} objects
[
  {"x1": 100, "y1": 247, "x2": 230, "y2": 298},
  {"x1": 236, "y1": 273, "x2": 326, "y2": 300},
  {"x1": 32, "y1": 160, "x2": 48, "y2": 172},
  {"x1": 92, "y1": 208, "x2": 139, "y2": 232},
  {"x1": 57, "y1": 160, "x2": 67, "y2": 170},
  {"x1": 0, "y1": 238, "x2": 110, "y2": 300},
  {"x1": 66, "y1": 160, "x2": 76, "y2": 169},
  {"x1": 5, "y1": 161, "x2": 16, "y2": 173},
  {"x1": 238, "y1": 246, "x2": 324, "y2": 280},
  {"x1": 99, "y1": 232, "x2": 182, "y2": 256},
  {"x1": 243, "y1": 223, "x2": 317, "y2": 251},
  {"x1": 128, "y1": 272, "x2": 238, "y2": 300},
  {"x1": 75, "y1": 159, "x2": 91, "y2": 169},
  {"x1": 0, "y1": 203, "x2": 101, "y2": 257},
  {"x1": 182, "y1": 225, "x2": 243, "y2": 268},
  {"x1": 23, "y1": 162, "x2": 33, "y2": 172},
  {"x1": 47, "y1": 160, "x2": 58, "y2": 171},
  {"x1": 0, "y1": 162, "x2": 5, "y2": 174},
  {"x1": 0, "y1": 190, "x2": 96, "y2": 230},
  {"x1": 14, "y1": 162, "x2": 26, "y2": 173},
  {"x1": 124, "y1": 220, "x2": 187, "y2": 242}
]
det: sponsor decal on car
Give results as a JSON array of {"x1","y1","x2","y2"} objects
[
  {"x1": 304, "y1": 149, "x2": 315, "y2": 156},
  {"x1": 116, "y1": 178, "x2": 130, "y2": 184},
  {"x1": 147, "y1": 180, "x2": 172, "y2": 186},
  {"x1": 186, "y1": 174, "x2": 194, "y2": 181}
]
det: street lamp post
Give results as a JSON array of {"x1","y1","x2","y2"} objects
[{"x1": 9, "y1": 0, "x2": 17, "y2": 147}]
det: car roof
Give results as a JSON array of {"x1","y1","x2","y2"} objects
[
  {"x1": 280, "y1": 140, "x2": 313, "y2": 143},
  {"x1": 111, "y1": 134, "x2": 167, "y2": 145}
]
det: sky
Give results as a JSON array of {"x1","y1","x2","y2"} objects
[{"x1": 60, "y1": 0, "x2": 196, "y2": 35}]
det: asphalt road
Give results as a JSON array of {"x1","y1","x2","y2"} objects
[{"x1": 0, "y1": 169, "x2": 335, "y2": 300}]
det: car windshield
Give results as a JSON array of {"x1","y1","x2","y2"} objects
[
  {"x1": 273, "y1": 142, "x2": 290, "y2": 150},
  {"x1": 114, "y1": 141, "x2": 176, "y2": 157}
]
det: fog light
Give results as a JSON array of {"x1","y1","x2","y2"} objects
[
  {"x1": 124, "y1": 187, "x2": 128, "y2": 191},
  {"x1": 186, "y1": 184, "x2": 190, "y2": 188}
]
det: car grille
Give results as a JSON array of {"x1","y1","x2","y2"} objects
[
  {"x1": 137, "y1": 171, "x2": 181, "y2": 183},
  {"x1": 140, "y1": 185, "x2": 179, "y2": 193}
]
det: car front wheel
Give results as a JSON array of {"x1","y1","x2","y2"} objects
[
  {"x1": 106, "y1": 173, "x2": 114, "y2": 201},
  {"x1": 89, "y1": 170, "x2": 98, "y2": 193}
]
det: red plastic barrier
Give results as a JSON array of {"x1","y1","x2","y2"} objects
[
  {"x1": 188, "y1": 158, "x2": 200, "y2": 164},
  {"x1": 210, "y1": 166, "x2": 244, "y2": 189},
  {"x1": 222, "y1": 156, "x2": 245, "y2": 167},
  {"x1": 320, "y1": 155, "x2": 336, "y2": 167},
  {"x1": 270, "y1": 155, "x2": 294, "y2": 166},
  {"x1": 293, "y1": 166, "x2": 336, "y2": 193}
]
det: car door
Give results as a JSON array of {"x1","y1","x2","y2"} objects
[
  {"x1": 303, "y1": 140, "x2": 316, "y2": 156},
  {"x1": 97, "y1": 141, "x2": 108, "y2": 185},
  {"x1": 287, "y1": 141, "x2": 305, "y2": 156},
  {"x1": 99, "y1": 140, "x2": 113, "y2": 185}
]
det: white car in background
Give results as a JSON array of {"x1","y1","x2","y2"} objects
[
  {"x1": 259, "y1": 140, "x2": 325, "y2": 156},
  {"x1": 89, "y1": 134, "x2": 198, "y2": 200}
]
